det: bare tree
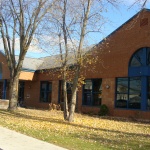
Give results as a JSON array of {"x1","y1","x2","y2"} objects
[
  {"x1": 47, "y1": 0, "x2": 118, "y2": 122},
  {"x1": 0, "y1": 0, "x2": 54, "y2": 110},
  {"x1": 129, "y1": 0, "x2": 148, "y2": 8}
]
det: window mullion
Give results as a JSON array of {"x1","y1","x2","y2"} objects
[
  {"x1": 46, "y1": 82, "x2": 48, "y2": 102},
  {"x1": 91, "y1": 80, "x2": 93, "y2": 106},
  {"x1": 127, "y1": 77, "x2": 129, "y2": 109}
]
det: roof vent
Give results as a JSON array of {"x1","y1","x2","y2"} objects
[{"x1": 140, "y1": 18, "x2": 148, "y2": 27}]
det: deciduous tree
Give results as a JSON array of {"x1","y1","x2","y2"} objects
[
  {"x1": 48, "y1": 0, "x2": 118, "y2": 122},
  {"x1": 0, "y1": 0, "x2": 55, "y2": 110}
]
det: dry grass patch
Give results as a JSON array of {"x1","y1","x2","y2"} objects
[{"x1": 0, "y1": 108, "x2": 150, "y2": 150}]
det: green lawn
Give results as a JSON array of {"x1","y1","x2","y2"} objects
[{"x1": 0, "y1": 108, "x2": 150, "y2": 150}]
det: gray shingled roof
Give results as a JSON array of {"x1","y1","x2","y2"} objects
[
  {"x1": 38, "y1": 53, "x2": 76, "y2": 70},
  {"x1": 15, "y1": 56, "x2": 44, "y2": 71},
  {"x1": 37, "y1": 45, "x2": 94, "y2": 70},
  {"x1": 3, "y1": 45, "x2": 94, "y2": 72}
]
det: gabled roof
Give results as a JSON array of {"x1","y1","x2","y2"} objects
[
  {"x1": 38, "y1": 53, "x2": 74, "y2": 70},
  {"x1": 13, "y1": 45, "x2": 93, "y2": 72},
  {"x1": 37, "y1": 45, "x2": 93, "y2": 70},
  {"x1": 15, "y1": 56, "x2": 44, "y2": 72},
  {"x1": 2, "y1": 9, "x2": 149, "y2": 72},
  {"x1": 97, "y1": 8, "x2": 150, "y2": 46}
]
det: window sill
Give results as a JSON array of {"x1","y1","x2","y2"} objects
[
  {"x1": 40, "y1": 101, "x2": 50, "y2": 103},
  {"x1": 82, "y1": 105, "x2": 100, "y2": 108},
  {"x1": 115, "y1": 107, "x2": 150, "y2": 111}
]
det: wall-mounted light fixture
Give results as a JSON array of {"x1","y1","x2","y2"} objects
[{"x1": 106, "y1": 85, "x2": 110, "y2": 89}]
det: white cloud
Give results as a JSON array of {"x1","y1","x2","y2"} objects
[
  {"x1": 0, "y1": 38, "x2": 43, "y2": 53},
  {"x1": 38, "y1": 35, "x2": 80, "y2": 54}
]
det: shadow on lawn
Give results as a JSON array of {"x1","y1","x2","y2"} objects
[
  {"x1": 99, "y1": 115, "x2": 150, "y2": 124},
  {"x1": 0, "y1": 109, "x2": 150, "y2": 150},
  {"x1": 0, "y1": 109, "x2": 150, "y2": 140}
]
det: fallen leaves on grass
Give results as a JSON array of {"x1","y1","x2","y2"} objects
[{"x1": 0, "y1": 108, "x2": 150, "y2": 150}]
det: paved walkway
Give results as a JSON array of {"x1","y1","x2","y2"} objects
[{"x1": 0, "y1": 126, "x2": 67, "y2": 150}]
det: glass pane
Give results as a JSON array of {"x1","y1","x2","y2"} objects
[
  {"x1": 84, "y1": 80, "x2": 92, "y2": 92},
  {"x1": 130, "y1": 57, "x2": 141, "y2": 66},
  {"x1": 41, "y1": 83, "x2": 47, "y2": 91},
  {"x1": 129, "y1": 77, "x2": 141, "y2": 109},
  {"x1": 93, "y1": 79, "x2": 102, "y2": 93},
  {"x1": 67, "y1": 83, "x2": 72, "y2": 92},
  {"x1": 147, "y1": 77, "x2": 150, "y2": 110},
  {"x1": 147, "y1": 48, "x2": 150, "y2": 66},
  {"x1": 48, "y1": 82, "x2": 52, "y2": 91},
  {"x1": 130, "y1": 49, "x2": 143, "y2": 66},
  {"x1": 116, "y1": 94, "x2": 128, "y2": 108},
  {"x1": 117, "y1": 78, "x2": 128, "y2": 94},
  {"x1": 129, "y1": 94, "x2": 141, "y2": 109},
  {"x1": 93, "y1": 93, "x2": 101, "y2": 106},
  {"x1": 129, "y1": 77, "x2": 141, "y2": 94},
  {"x1": 40, "y1": 92, "x2": 47, "y2": 102},
  {"x1": 83, "y1": 93, "x2": 92, "y2": 105}
]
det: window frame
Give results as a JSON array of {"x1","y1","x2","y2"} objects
[
  {"x1": 40, "y1": 81, "x2": 52, "y2": 103},
  {"x1": 82, "y1": 79, "x2": 102, "y2": 106},
  {"x1": 116, "y1": 47, "x2": 150, "y2": 111},
  {"x1": 115, "y1": 77, "x2": 143, "y2": 110}
]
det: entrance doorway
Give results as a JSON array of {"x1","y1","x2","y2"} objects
[{"x1": 18, "y1": 81, "x2": 25, "y2": 106}]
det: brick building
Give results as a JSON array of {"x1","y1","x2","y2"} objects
[{"x1": 0, "y1": 9, "x2": 150, "y2": 119}]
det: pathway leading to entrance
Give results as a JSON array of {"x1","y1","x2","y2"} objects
[{"x1": 0, "y1": 126, "x2": 67, "y2": 150}]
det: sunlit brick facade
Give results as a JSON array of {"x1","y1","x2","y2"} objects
[{"x1": 1, "y1": 9, "x2": 150, "y2": 119}]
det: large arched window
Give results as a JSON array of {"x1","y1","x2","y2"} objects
[
  {"x1": 116, "y1": 47, "x2": 150, "y2": 111},
  {"x1": 129, "y1": 47, "x2": 150, "y2": 76},
  {"x1": 129, "y1": 48, "x2": 150, "y2": 67}
]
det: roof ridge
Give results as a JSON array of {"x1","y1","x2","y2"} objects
[{"x1": 97, "y1": 8, "x2": 150, "y2": 46}]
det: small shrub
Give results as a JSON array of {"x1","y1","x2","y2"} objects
[{"x1": 99, "y1": 104, "x2": 109, "y2": 116}]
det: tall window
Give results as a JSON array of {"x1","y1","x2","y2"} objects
[
  {"x1": 129, "y1": 47, "x2": 150, "y2": 67},
  {"x1": 116, "y1": 77, "x2": 141, "y2": 109},
  {"x1": 83, "y1": 79, "x2": 102, "y2": 106},
  {"x1": 147, "y1": 77, "x2": 150, "y2": 110},
  {"x1": 116, "y1": 47, "x2": 150, "y2": 110},
  {"x1": 18, "y1": 81, "x2": 25, "y2": 106},
  {"x1": 40, "y1": 81, "x2": 52, "y2": 102}
]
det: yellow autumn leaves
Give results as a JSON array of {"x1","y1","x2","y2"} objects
[{"x1": 0, "y1": 108, "x2": 150, "y2": 150}]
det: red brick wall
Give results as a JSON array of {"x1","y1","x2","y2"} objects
[
  {"x1": 23, "y1": 10, "x2": 150, "y2": 119},
  {"x1": 78, "y1": 10, "x2": 150, "y2": 119},
  {"x1": 0, "y1": 52, "x2": 10, "y2": 79},
  {"x1": 24, "y1": 74, "x2": 60, "y2": 109}
]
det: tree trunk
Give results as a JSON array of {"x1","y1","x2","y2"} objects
[
  {"x1": 63, "y1": 79, "x2": 69, "y2": 120},
  {"x1": 8, "y1": 76, "x2": 19, "y2": 111},
  {"x1": 68, "y1": 87, "x2": 77, "y2": 122},
  {"x1": 68, "y1": 66, "x2": 80, "y2": 122}
]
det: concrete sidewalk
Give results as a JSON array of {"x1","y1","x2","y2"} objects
[{"x1": 0, "y1": 126, "x2": 67, "y2": 150}]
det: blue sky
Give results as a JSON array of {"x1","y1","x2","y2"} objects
[
  {"x1": 29, "y1": 0, "x2": 150, "y2": 58},
  {"x1": 87, "y1": 0, "x2": 150, "y2": 46},
  {"x1": 1, "y1": 0, "x2": 150, "y2": 58}
]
